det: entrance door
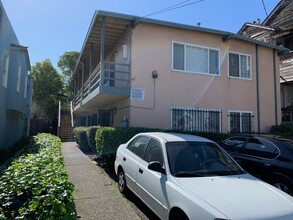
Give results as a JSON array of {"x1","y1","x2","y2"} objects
[{"x1": 98, "y1": 109, "x2": 114, "y2": 126}]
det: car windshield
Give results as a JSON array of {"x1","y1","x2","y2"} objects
[{"x1": 166, "y1": 141, "x2": 245, "y2": 177}]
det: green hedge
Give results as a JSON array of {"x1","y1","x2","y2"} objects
[
  {"x1": 72, "y1": 126, "x2": 230, "y2": 167},
  {"x1": 94, "y1": 127, "x2": 230, "y2": 159},
  {"x1": 73, "y1": 126, "x2": 100, "y2": 152},
  {"x1": 270, "y1": 124, "x2": 293, "y2": 138},
  {"x1": 86, "y1": 126, "x2": 100, "y2": 152},
  {"x1": 0, "y1": 133, "x2": 76, "y2": 219},
  {"x1": 95, "y1": 127, "x2": 163, "y2": 157},
  {"x1": 72, "y1": 126, "x2": 88, "y2": 150}
]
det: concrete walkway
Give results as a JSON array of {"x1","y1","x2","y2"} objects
[{"x1": 61, "y1": 142, "x2": 140, "y2": 220}]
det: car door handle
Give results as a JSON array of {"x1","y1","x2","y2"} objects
[
  {"x1": 123, "y1": 157, "x2": 126, "y2": 161},
  {"x1": 264, "y1": 163, "x2": 271, "y2": 167},
  {"x1": 139, "y1": 168, "x2": 143, "y2": 174}
]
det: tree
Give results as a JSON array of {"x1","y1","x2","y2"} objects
[
  {"x1": 30, "y1": 59, "x2": 64, "y2": 122},
  {"x1": 58, "y1": 51, "x2": 80, "y2": 103},
  {"x1": 58, "y1": 51, "x2": 79, "y2": 84}
]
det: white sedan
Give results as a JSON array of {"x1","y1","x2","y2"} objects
[{"x1": 114, "y1": 132, "x2": 293, "y2": 220}]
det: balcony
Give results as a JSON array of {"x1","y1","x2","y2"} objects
[{"x1": 73, "y1": 61, "x2": 130, "y2": 114}]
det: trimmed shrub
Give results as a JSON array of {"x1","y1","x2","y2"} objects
[
  {"x1": 0, "y1": 133, "x2": 76, "y2": 219},
  {"x1": 86, "y1": 126, "x2": 100, "y2": 152},
  {"x1": 94, "y1": 127, "x2": 230, "y2": 168},
  {"x1": 95, "y1": 127, "x2": 164, "y2": 157},
  {"x1": 72, "y1": 126, "x2": 89, "y2": 150},
  {"x1": 270, "y1": 124, "x2": 293, "y2": 138}
]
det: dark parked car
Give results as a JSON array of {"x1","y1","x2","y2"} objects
[{"x1": 220, "y1": 135, "x2": 293, "y2": 196}]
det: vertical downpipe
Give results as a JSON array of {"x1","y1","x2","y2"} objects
[
  {"x1": 273, "y1": 49, "x2": 279, "y2": 125},
  {"x1": 255, "y1": 45, "x2": 260, "y2": 134},
  {"x1": 100, "y1": 16, "x2": 106, "y2": 87}
]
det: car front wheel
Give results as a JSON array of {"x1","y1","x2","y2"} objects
[{"x1": 118, "y1": 169, "x2": 128, "y2": 194}]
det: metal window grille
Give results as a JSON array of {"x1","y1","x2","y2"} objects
[
  {"x1": 229, "y1": 112, "x2": 253, "y2": 134},
  {"x1": 171, "y1": 107, "x2": 222, "y2": 132}
]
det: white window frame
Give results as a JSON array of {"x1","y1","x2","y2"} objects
[
  {"x1": 16, "y1": 61, "x2": 22, "y2": 93},
  {"x1": 228, "y1": 51, "x2": 252, "y2": 80},
  {"x1": 228, "y1": 110, "x2": 253, "y2": 133},
  {"x1": 1, "y1": 50, "x2": 10, "y2": 88},
  {"x1": 172, "y1": 41, "x2": 220, "y2": 76}
]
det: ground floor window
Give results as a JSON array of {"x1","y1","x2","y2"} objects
[
  {"x1": 228, "y1": 110, "x2": 253, "y2": 133},
  {"x1": 171, "y1": 107, "x2": 221, "y2": 132}
]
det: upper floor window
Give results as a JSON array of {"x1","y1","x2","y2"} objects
[
  {"x1": 172, "y1": 42, "x2": 220, "y2": 75},
  {"x1": 228, "y1": 52, "x2": 251, "y2": 79},
  {"x1": 1, "y1": 51, "x2": 9, "y2": 88},
  {"x1": 16, "y1": 61, "x2": 22, "y2": 93}
]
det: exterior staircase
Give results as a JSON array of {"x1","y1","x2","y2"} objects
[{"x1": 58, "y1": 104, "x2": 75, "y2": 142}]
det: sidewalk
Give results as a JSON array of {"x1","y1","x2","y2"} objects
[{"x1": 61, "y1": 142, "x2": 140, "y2": 220}]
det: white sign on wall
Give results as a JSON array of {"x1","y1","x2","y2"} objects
[{"x1": 130, "y1": 88, "x2": 144, "y2": 101}]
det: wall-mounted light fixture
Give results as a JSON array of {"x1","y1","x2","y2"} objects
[{"x1": 152, "y1": 70, "x2": 158, "y2": 79}]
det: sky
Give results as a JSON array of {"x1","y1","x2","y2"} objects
[{"x1": 2, "y1": 0, "x2": 280, "y2": 71}]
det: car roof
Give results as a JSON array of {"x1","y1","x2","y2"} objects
[{"x1": 138, "y1": 132, "x2": 213, "y2": 143}]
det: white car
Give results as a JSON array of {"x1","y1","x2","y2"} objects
[{"x1": 114, "y1": 132, "x2": 293, "y2": 220}]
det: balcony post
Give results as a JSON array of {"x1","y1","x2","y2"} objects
[
  {"x1": 81, "y1": 60, "x2": 85, "y2": 104},
  {"x1": 89, "y1": 43, "x2": 93, "y2": 92},
  {"x1": 100, "y1": 16, "x2": 105, "y2": 86}
]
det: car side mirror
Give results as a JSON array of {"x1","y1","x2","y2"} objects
[{"x1": 148, "y1": 161, "x2": 166, "y2": 175}]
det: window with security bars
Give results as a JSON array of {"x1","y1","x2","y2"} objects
[
  {"x1": 228, "y1": 52, "x2": 251, "y2": 79},
  {"x1": 173, "y1": 42, "x2": 220, "y2": 75},
  {"x1": 171, "y1": 107, "x2": 221, "y2": 132},
  {"x1": 229, "y1": 111, "x2": 253, "y2": 133}
]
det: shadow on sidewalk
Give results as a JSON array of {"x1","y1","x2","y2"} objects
[{"x1": 79, "y1": 148, "x2": 160, "y2": 220}]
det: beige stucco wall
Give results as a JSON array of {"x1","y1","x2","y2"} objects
[{"x1": 127, "y1": 22, "x2": 280, "y2": 133}]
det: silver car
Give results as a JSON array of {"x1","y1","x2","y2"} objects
[{"x1": 114, "y1": 132, "x2": 293, "y2": 220}]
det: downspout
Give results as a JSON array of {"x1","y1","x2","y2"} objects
[
  {"x1": 255, "y1": 45, "x2": 260, "y2": 134},
  {"x1": 273, "y1": 49, "x2": 279, "y2": 125},
  {"x1": 100, "y1": 16, "x2": 105, "y2": 86}
]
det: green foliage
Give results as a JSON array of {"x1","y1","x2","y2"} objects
[
  {"x1": 58, "y1": 51, "x2": 80, "y2": 80},
  {"x1": 72, "y1": 126, "x2": 101, "y2": 153},
  {"x1": 0, "y1": 133, "x2": 76, "y2": 219},
  {"x1": 72, "y1": 127, "x2": 89, "y2": 150},
  {"x1": 86, "y1": 126, "x2": 100, "y2": 152},
  {"x1": 95, "y1": 127, "x2": 162, "y2": 157},
  {"x1": 95, "y1": 127, "x2": 230, "y2": 157},
  {"x1": 30, "y1": 59, "x2": 64, "y2": 121},
  {"x1": 270, "y1": 124, "x2": 293, "y2": 138},
  {"x1": 58, "y1": 51, "x2": 80, "y2": 103},
  {"x1": 72, "y1": 126, "x2": 230, "y2": 168}
]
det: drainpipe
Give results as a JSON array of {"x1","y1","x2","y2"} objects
[
  {"x1": 273, "y1": 49, "x2": 279, "y2": 125},
  {"x1": 255, "y1": 45, "x2": 260, "y2": 134},
  {"x1": 100, "y1": 16, "x2": 105, "y2": 86}
]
